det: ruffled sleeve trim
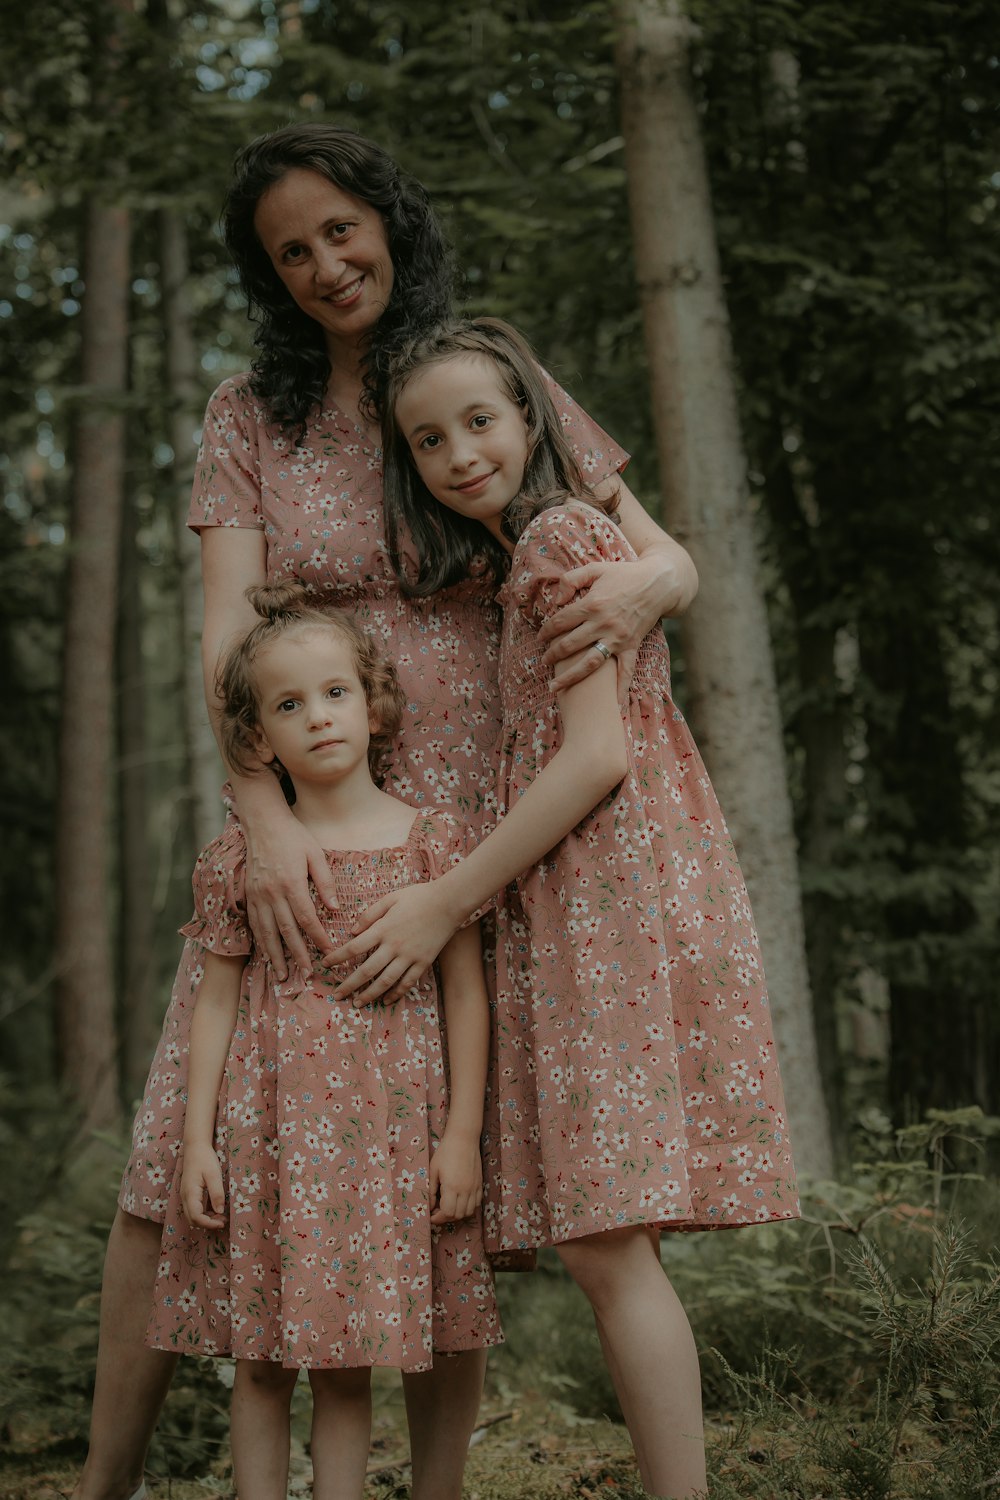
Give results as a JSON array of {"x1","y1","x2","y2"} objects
[{"x1": 179, "y1": 821, "x2": 254, "y2": 957}]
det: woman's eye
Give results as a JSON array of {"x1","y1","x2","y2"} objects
[
  {"x1": 329, "y1": 222, "x2": 351, "y2": 238},
  {"x1": 282, "y1": 245, "x2": 307, "y2": 264}
]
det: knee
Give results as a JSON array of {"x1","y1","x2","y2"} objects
[
  {"x1": 237, "y1": 1359, "x2": 299, "y2": 1397},
  {"x1": 557, "y1": 1227, "x2": 657, "y2": 1310},
  {"x1": 309, "y1": 1366, "x2": 372, "y2": 1402}
]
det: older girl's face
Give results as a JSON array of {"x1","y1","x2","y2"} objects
[{"x1": 254, "y1": 167, "x2": 395, "y2": 358}]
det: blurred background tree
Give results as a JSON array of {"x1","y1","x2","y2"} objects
[{"x1": 0, "y1": 0, "x2": 996, "y2": 1176}]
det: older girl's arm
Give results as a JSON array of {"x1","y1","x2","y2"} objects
[{"x1": 330, "y1": 659, "x2": 626, "y2": 1004}]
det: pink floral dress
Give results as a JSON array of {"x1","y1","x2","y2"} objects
[
  {"x1": 481, "y1": 504, "x2": 798, "y2": 1254},
  {"x1": 147, "y1": 812, "x2": 501, "y2": 1372},
  {"x1": 119, "y1": 376, "x2": 625, "y2": 1225}
]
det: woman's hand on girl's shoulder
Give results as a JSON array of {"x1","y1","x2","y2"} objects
[{"x1": 241, "y1": 806, "x2": 340, "y2": 979}]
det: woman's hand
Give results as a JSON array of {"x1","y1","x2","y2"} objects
[
  {"x1": 241, "y1": 802, "x2": 339, "y2": 979},
  {"x1": 329, "y1": 880, "x2": 461, "y2": 1006},
  {"x1": 429, "y1": 1127, "x2": 484, "y2": 1225},
  {"x1": 181, "y1": 1141, "x2": 226, "y2": 1231},
  {"x1": 537, "y1": 478, "x2": 698, "y2": 691}
]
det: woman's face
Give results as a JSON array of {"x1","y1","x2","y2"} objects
[{"x1": 253, "y1": 167, "x2": 395, "y2": 358}]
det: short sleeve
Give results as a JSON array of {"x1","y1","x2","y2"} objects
[
  {"x1": 187, "y1": 376, "x2": 267, "y2": 533},
  {"x1": 411, "y1": 811, "x2": 494, "y2": 921},
  {"x1": 543, "y1": 373, "x2": 630, "y2": 484},
  {"x1": 179, "y1": 822, "x2": 254, "y2": 956},
  {"x1": 509, "y1": 504, "x2": 637, "y2": 634}
]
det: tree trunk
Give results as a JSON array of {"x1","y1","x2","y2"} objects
[
  {"x1": 614, "y1": 0, "x2": 833, "y2": 1178},
  {"x1": 117, "y1": 483, "x2": 154, "y2": 1100},
  {"x1": 54, "y1": 200, "x2": 130, "y2": 1129},
  {"x1": 160, "y1": 208, "x2": 223, "y2": 851}
]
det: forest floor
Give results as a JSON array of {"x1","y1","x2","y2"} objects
[{"x1": 0, "y1": 1375, "x2": 650, "y2": 1500}]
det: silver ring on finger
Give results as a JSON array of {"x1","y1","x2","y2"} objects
[{"x1": 592, "y1": 639, "x2": 613, "y2": 662}]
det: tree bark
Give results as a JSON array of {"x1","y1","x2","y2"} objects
[
  {"x1": 117, "y1": 481, "x2": 154, "y2": 1101},
  {"x1": 160, "y1": 208, "x2": 224, "y2": 851},
  {"x1": 54, "y1": 200, "x2": 131, "y2": 1129},
  {"x1": 614, "y1": 0, "x2": 833, "y2": 1177}
]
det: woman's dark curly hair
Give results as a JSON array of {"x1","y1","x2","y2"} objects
[
  {"x1": 218, "y1": 581, "x2": 405, "y2": 787},
  {"x1": 383, "y1": 317, "x2": 618, "y2": 597},
  {"x1": 223, "y1": 123, "x2": 456, "y2": 440}
]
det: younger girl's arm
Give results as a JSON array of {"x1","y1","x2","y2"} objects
[
  {"x1": 332, "y1": 659, "x2": 626, "y2": 1005},
  {"x1": 428, "y1": 922, "x2": 491, "y2": 1225},
  {"x1": 180, "y1": 950, "x2": 247, "y2": 1229}
]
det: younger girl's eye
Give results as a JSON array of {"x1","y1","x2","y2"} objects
[
  {"x1": 326, "y1": 686, "x2": 344, "y2": 699},
  {"x1": 277, "y1": 698, "x2": 298, "y2": 713}
]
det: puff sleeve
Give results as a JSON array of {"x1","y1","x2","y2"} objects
[
  {"x1": 187, "y1": 377, "x2": 267, "y2": 533},
  {"x1": 543, "y1": 374, "x2": 630, "y2": 484},
  {"x1": 178, "y1": 822, "x2": 254, "y2": 957},
  {"x1": 508, "y1": 504, "x2": 638, "y2": 634}
]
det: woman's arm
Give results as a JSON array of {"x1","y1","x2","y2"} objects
[
  {"x1": 428, "y1": 922, "x2": 490, "y2": 1225},
  {"x1": 200, "y1": 528, "x2": 339, "y2": 977},
  {"x1": 181, "y1": 951, "x2": 246, "y2": 1229},
  {"x1": 536, "y1": 477, "x2": 699, "y2": 688},
  {"x1": 332, "y1": 659, "x2": 626, "y2": 1004}
]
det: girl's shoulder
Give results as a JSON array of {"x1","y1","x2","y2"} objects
[
  {"x1": 510, "y1": 502, "x2": 637, "y2": 606},
  {"x1": 407, "y1": 808, "x2": 478, "y2": 877}
]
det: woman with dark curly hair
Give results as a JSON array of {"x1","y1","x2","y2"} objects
[{"x1": 73, "y1": 123, "x2": 698, "y2": 1500}]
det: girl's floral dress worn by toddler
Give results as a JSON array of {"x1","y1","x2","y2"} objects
[
  {"x1": 482, "y1": 504, "x2": 799, "y2": 1254},
  {"x1": 147, "y1": 810, "x2": 501, "y2": 1373}
]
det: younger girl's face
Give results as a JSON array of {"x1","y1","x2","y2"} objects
[
  {"x1": 253, "y1": 626, "x2": 377, "y2": 788},
  {"x1": 395, "y1": 354, "x2": 530, "y2": 543}
]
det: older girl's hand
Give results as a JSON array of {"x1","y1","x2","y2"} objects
[
  {"x1": 329, "y1": 881, "x2": 460, "y2": 1006},
  {"x1": 241, "y1": 802, "x2": 339, "y2": 979}
]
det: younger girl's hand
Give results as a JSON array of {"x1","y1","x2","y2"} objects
[
  {"x1": 181, "y1": 1141, "x2": 226, "y2": 1230},
  {"x1": 242, "y1": 809, "x2": 339, "y2": 979},
  {"x1": 329, "y1": 881, "x2": 461, "y2": 1006},
  {"x1": 429, "y1": 1129, "x2": 484, "y2": 1225}
]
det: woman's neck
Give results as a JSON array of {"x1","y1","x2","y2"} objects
[{"x1": 323, "y1": 335, "x2": 371, "y2": 428}]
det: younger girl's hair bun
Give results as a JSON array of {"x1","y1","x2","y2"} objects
[{"x1": 245, "y1": 580, "x2": 315, "y2": 621}]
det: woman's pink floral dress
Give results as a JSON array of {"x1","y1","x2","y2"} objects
[
  {"x1": 482, "y1": 504, "x2": 798, "y2": 1253},
  {"x1": 119, "y1": 376, "x2": 625, "y2": 1226},
  {"x1": 147, "y1": 812, "x2": 501, "y2": 1372}
]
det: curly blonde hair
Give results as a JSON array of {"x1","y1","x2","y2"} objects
[{"x1": 217, "y1": 581, "x2": 405, "y2": 786}]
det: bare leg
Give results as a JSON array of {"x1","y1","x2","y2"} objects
[
  {"x1": 72, "y1": 1209, "x2": 178, "y2": 1500},
  {"x1": 230, "y1": 1360, "x2": 299, "y2": 1500},
  {"x1": 557, "y1": 1227, "x2": 706, "y2": 1499},
  {"x1": 308, "y1": 1367, "x2": 373, "y2": 1500},
  {"x1": 402, "y1": 1348, "x2": 488, "y2": 1500}
]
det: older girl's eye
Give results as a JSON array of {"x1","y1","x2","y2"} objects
[
  {"x1": 418, "y1": 434, "x2": 443, "y2": 452},
  {"x1": 470, "y1": 414, "x2": 492, "y2": 430}
]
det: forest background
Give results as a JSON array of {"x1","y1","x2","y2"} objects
[{"x1": 1, "y1": 1, "x2": 999, "y2": 1497}]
